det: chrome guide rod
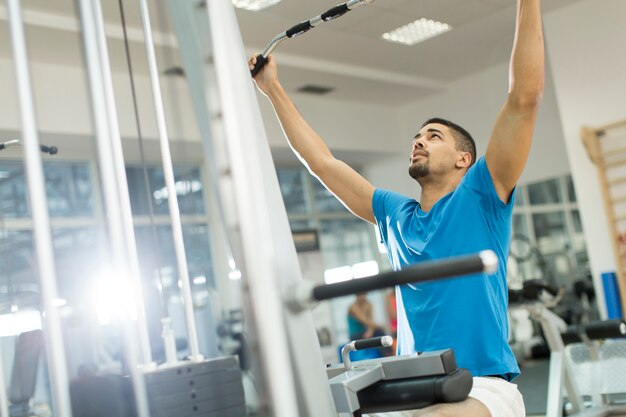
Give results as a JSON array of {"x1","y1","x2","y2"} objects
[
  {"x1": 6, "y1": 0, "x2": 72, "y2": 415},
  {"x1": 89, "y1": 0, "x2": 154, "y2": 368},
  {"x1": 207, "y1": 0, "x2": 337, "y2": 414},
  {"x1": 138, "y1": 0, "x2": 202, "y2": 361},
  {"x1": 0, "y1": 341, "x2": 10, "y2": 417},
  {"x1": 75, "y1": 1, "x2": 150, "y2": 417}
]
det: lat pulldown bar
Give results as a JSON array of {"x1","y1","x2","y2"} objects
[
  {"x1": 286, "y1": 250, "x2": 498, "y2": 312},
  {"x1": 250, "y1": 0, "x2": 376, "y2": 76}
]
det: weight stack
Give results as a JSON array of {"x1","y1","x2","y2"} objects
[{"x1": 144, "y1": 356, "x2": 246, "y2": 417}]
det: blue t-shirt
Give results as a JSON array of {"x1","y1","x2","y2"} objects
[{"x1": 372, "y1": 157, "x2": 519, "y2": 380}]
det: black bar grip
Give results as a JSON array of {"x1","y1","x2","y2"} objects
[
  {"x1": 312, "y1": 252, "x2": 491, "y2": 302},
  {"x1": 321, "y1": 4, "x2": 350, "y2": 21},
  {"x1": 286, "y1": 21, "x2": 313, "y2": 38},
  {"x1": 521, "y1": 279, "x2": 559, "y2": 300},
  {"x1": 353, "y1": 336, "x2": 387, "y2": 351},
  {"x1": 40, "y1": 145, "x2": 58, "y2": 155},
  {"x1": 561, "y1": 325, "x2": 583, "y2": 345},
  {"x1": 0, "y1": 143, "x2": 5, "y2": 151},
  {"x1": 250, "y1": 54, "x2": 268, "y2": 77},
  {"x1": 585, "y1": 319, "x2": 626, "y2": 340}
]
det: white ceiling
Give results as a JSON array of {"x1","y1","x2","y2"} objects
[{"x1": 0, "y1": 0, "x2": 584, "y2": 106}]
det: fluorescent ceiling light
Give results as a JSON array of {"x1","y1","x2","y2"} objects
[
  {"x1": 232, "y1": 0, "x2": 282, "y2": 11},
  {"x1": 382, "y1": 18, "x2": 451, "y2": 46},
  {"x1": 324, "y1": 266, "x2": 353, "y2": 285},
  {"x1": 352, "y1": 261, "x2": 379, "y2": 279}
]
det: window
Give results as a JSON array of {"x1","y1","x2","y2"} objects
[
  {"x1": 512, "y1": 175, "x2": 591, "y2": 291},
  {"x1": 134, "y1": 224, "x2": 214, "y2": 291},
  {"x1": 0, "y1": 161, "x2": 28, "y2": 218},
  {"x1": 276, "y1": 166, "x2": 379, "y2": 269},
  {"x1": 276, "y1": 166, "x2": 385, "y2": 349},
  {"x1": 45, "y1": 163, "x2": 93, "y2": 217},
  {"x1": 0, "y1": 161, "x2": 92, "y2": 218},
  {"x1": 126, "y1": 165, "x2": 206, "y2": 216},
  {"x1": 319, "y1": 218, "x2": 376, "y2": 270},
  {"x1": 277, "y1": 168, "x2": 309, "y2": 214},
  {"x1": 528, "y1": 178, "x2": 562, "y2": 205}
]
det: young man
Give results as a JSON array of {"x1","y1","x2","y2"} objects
[{"x1": 250, "y1": 0, "x2": 544, "y2": 415}]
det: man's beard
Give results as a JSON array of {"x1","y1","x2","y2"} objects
[{"x1": 409, "y1": 161, "x2": 429, "y2": 179}]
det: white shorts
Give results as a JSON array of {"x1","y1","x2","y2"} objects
[{"x1": 364, "y1": 376, "x2": 525, "y2": 417}]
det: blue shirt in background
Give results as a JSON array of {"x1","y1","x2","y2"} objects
[{"x1": 372, "y1": 157, "x2": 520, "y2": 380}]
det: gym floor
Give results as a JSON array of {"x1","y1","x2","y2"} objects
[{"x1": 516, "y1": 359, "x2": 550, "y2": 416}]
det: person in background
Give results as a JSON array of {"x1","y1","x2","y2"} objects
[{"x1": 348, "y1": 292, "x2": 386, "y2": 341}]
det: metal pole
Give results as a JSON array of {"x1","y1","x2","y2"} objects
[
  {"x1": 75, "y1": 1, "x2": 150, "y2": 417},
  {"x1": 6, "y1": 0, "x2": 72, "y2": 415},
  {"x1": 138, "y1": 0, "x2": 202, "y2": 361},
  {"x1": 206, "y1": 0, "x2": 336, "y2": 415},
  {"x1": 89, "y1": 0, "x2": 154, "y2": 367},
  {"x1": 0, "y1": 343, "x2": 9, "y2": 417}
]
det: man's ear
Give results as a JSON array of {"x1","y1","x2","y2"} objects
[{"x1": 456, "y1": 152, "x2": 472, "y2": 169}]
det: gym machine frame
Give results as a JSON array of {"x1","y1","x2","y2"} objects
[{"x1": 510, "y1": 282, "x2": 626, "y2": 417}]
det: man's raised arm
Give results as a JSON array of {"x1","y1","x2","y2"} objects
[
  {"x1": 250, "y1": 55, "x2": 376, "y2": 223},
  {"x1": 485, "y1": 0, "x2": 545, "y2": 203}
]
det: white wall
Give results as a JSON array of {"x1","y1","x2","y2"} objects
[
  {"x1": 1, "y1": 56, "x2": 403, "y2": 163},
  {"x1": 362, "y1": 59, "x2": 571, "y2": 198},
  {"x1": 0, "y1": 57, "x2": 199, "y2": 143},
  {"x1": 256, "y1": 89, "x2": 402, "y2": 155},
  {"x1": 544, "y1": 0, "x2": 626, "y2": 318}
]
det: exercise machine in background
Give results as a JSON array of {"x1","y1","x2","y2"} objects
[{"x1": 509, "y1": 280, "x2": 626, "y2": 417}]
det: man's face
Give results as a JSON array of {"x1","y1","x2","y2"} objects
[{"x1": 408, "y1": 123, "x2": 460, "y2": 180}]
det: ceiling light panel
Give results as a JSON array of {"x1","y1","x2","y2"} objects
[
  {"x1": 382, "y1": 18, "x2": 452, "y2": 46},
  {"x1": 232, "y1": 0, "x2": 283, "y2": 11}
]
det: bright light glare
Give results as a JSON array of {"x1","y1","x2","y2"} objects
[
  {"x1": 153, "y1": 180, "x2": 202, "y2": 201},
  {"x1": 93, "y1": 276, "x2": 137, "y2": 325},
  {"x1": 52, "y1": 298, "x2": 67, "y2": 307},
  {"x1": 193, "y1": 276, "x2": 207, "y2": 285},
  {"x1": 352, "y1": 261, "x2": 379, "y2": 279},
  {"x1": 382, "y1": 18, "x2": 451, "y2": 46},
  {"x1": 229, "y1": 270, "x2": 242, "y2": 280},
  {"x1": 232, "y1": 0, "x2": 282, "y2": 11},
  {"x1": 0, "y1": 310, "x2": 42, "y2": 337},
  {"x1": 324, "y1": 266, "x2": 353, "y2": 284}
]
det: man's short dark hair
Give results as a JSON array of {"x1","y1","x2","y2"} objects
[{"x1": 420, "y1": 117, "x2": 477, "y2": 168}]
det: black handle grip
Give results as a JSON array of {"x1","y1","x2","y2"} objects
[
  {"x1": 521, "y1": 279, "x2": 559, "y2": 300},
  {"x1": 40, "y1": 145, "x2": 58, "y2": 155},
  {"x1": 585, "y1": 319, "x2": 626, "y2": 340},
  {"x1": 286, "y1": 21, "x2": 313, "y2": 38},
  {"x1": 250, "y1": 54, "x2": 268, "y2": 78},
  {"x1": 353, "y1": 336, "x2": 387, "y2": 351},
  {"x1": 561, "y1": 325, "x2": 583, "y2": 345},
  {"x1": 0, "y1": 143, "x2": 5, "y2": 151},
  {"x1": 321, "y1": 4, "x2": 350, "y2": 21},
  {"x1": 312, "y1": 253, "x2": 489, "y2": 302}
]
